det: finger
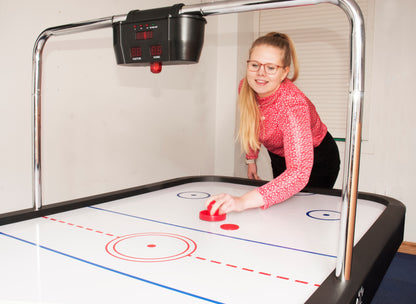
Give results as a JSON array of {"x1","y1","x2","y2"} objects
[
  {"x1": 210, "y1": 200, "x2": 224, "y2": 215},
  {"x1": 218, "y1": 202, "x2": 228, "y2": 215}
]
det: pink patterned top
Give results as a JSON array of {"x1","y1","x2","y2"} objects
[{"x1": 245, "y1": 79, "x2": 327, "y2": 209}]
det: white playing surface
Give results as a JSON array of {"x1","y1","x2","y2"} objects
[{"x1": 0, "y1": 181, "x2": 385, "y2": 303}]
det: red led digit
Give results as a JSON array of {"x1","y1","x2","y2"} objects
[
  {"x1": 130, "y1": 47, "x2": 142, "y2": 58},
  {"x1": 150, "y1": 45, "x2": 162, "y2": 56},
  {"x1": 136, "y1": 32, "x2": 144, "y2": 40},
  {"x1": 144, "y1": 30, "x2": 153, "y2": 39},
  {"x1": 136, "y1": 30, "x2": 153, "y2": 40}
]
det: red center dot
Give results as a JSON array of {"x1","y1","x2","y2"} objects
[{"x1": 147, "y1": 244, "x2": 156, "y2": 248}]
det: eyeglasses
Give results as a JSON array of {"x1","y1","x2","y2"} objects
[{"x1": 246, "y1": 60, "x2": 284, "y2": 75}]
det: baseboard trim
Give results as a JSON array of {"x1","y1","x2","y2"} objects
[{"x1": 398, "y1": 241, "x2": 416, "y2": 255}]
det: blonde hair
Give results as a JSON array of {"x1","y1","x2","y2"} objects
[{"x1": 238, "y1": 32, "x2": 299, "y2": 154}]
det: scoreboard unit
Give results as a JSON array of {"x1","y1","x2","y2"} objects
[{"x1": 113, "y1": 4, "x2": 206, "y2": 72}]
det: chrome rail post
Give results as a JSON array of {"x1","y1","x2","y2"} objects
[
  {"x1": 335, "y1": 0, "x2": 365, "y2": 280},
  {"x1": 32, "y1": 15, "x2": 126, "y2": 211}
]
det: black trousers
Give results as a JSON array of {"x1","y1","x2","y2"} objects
[{"x1": 268, "y1": 132, "x2": 340, "y2": 188}]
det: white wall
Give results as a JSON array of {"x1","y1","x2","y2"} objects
[
  {"x1": 0, "y1": 0, "x2": 219, "y2": 212},
  {"x1": 357, "y1": 0, "x2": 416, "y2": 242},
  {"x1": 214, "y1": 14, "x2": 239, "y2": 175}
]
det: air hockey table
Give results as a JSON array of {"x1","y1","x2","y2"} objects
[{"x1": 0, "y1": 176, "x2": 405, "y2": 303}]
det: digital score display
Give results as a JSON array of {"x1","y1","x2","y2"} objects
[
  {"x1": 131, "y1": 29, "x2": 162, "y2": 61},
  {"x1": 130, "y1": 47, "x2": 142, "y2": 58},
  {"x1": 136, "y1": 30, "x2": 153, "y2": 40},
  {"x1": 130, "y1": 45, "x2": 162, "y2": 59},
  {"x1": 150, "y1": 45, "x2": 162, "y2": 57}
]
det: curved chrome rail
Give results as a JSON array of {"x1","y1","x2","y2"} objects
[{"x1": 31, "y1": 0, "x2": 365, "y2": 281}]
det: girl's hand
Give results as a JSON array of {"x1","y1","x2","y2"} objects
[
  {"x1": 205, "y1": 190, "x2": 265, "y2": 215},
  {"x1": 205, "y1": 193, "x2": 243, "y2": 215},
  {"x1": 247, "y1": 163, "x2": 260, "y2": 180}
]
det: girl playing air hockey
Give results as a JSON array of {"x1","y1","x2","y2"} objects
[{"x1": 207, "y1": 32, "x2": 340, "y2": 215}]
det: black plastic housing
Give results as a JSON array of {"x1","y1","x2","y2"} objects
[{"x1": 113, "y1": 4, "x2": 206, "y2": 66}]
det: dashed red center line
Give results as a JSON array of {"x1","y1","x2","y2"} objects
[
  {"x1": 42, "y1": 216, "x2": 118, "y2": 238},
  {"x1": 242, "y1": 268, "x2": 254, "y2": 272},
  {"x1": 190, "y1": 255, "x2": 320, "y2": 287}
]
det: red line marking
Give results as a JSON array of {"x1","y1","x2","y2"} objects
[
  {"x1": 42, "y1": 216, "x2": 117, "y2": 238},
  {"x1": 242, "y1": 268, "x2": 254, "y2": 272},
  {"x1": 189, "y1": 253, "x2": 321, "y2": 286}
]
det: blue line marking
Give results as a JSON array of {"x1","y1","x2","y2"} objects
[
  {"x1": 306, "y1": 210, "x2": 340, "y2": 221},
  {"x1": 177, "y1": 191, "x2": 211, "y2": 199},
  {"x1": 0, "y1": 232, "x2": 223, "y2": 304},
  {"x1": 88, "y1": 206, "x2": 337, "y2": 259}
]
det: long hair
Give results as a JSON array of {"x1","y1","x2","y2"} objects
[{"x1": 238, "y1": 32, "x2": 299, "y2": 154}]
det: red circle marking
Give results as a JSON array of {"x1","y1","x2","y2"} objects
[
  {"x1": 112, "y1": 234, "x2": 190, "y2": 260},
  {"x1": 105, "y1": 232, "x2": 197, "y2": 262},
  {"x1": 220, "y1": 224, "x2": 240, "y2": 230}
]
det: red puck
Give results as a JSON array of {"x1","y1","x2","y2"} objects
[{"x1": 199, "y1": 210, "x2": 226, "y2": 222}]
